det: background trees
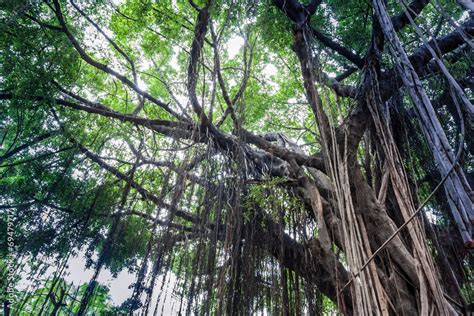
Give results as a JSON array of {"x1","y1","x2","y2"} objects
[{"x1": 0, "y1": 0, "x2": 472, "y2": 314}]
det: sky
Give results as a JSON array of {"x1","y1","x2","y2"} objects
[{"x1": 17, "y1": 251, "x2": 182, "y2": 314}]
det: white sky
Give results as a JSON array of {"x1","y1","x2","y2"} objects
[
  {"x1": 226, "y1": 36, "x2": 245, "y2": 59},
  {"x1": 17, "y1": 251, "x2": 182, "y2": 314}
]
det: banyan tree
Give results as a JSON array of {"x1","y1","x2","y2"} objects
[{"x1": 0, "y1": 0, "x2": 473, "y2": 314}]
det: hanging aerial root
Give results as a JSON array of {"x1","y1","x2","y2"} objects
[{"x1": 374, "y1": 0, "x2": 473, "y2": 248}]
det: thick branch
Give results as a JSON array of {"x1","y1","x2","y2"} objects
[
  {"x1": 391, "y1": 0, "x2": 431, "y2": 32},
  {"x1": 272, "y1": 0, "x2": 364, "y2": 68},
  {"x1": 379, "y1": 16, "x2": 474, "y2": 99},
  {"x1": 309, "y1": 27, "x2": 365, "y2": 69},
  {"x1": 0, "y1": 91, "x2": 196, "y2": 140},
  {"x1": 305, "y1": 0, "x2": 323, "y2": 16}
]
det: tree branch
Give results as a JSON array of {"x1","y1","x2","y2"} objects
[
  {"x1": 391, "y1": 0, "x2": 431, "y2": 32},
  {"x1": 50, "y1": 0, "x2": 184, "y2": 120},
  {"x1": 379, "y1": 16, "x2": 474, "y2": 99},
  {"x1": 73, "y1": 141, "x2": 200, "y2": 224},
  {"x1": 0, "y1": 131, "x2": 59, "y2": 162},
  {"x1": 305, "y1": 0, "x2": 323, "y2": 16},
  {"x1": 0, "y1": 91, "x2": 197, "y2": 141},
  {"x1": 309, "y1": 27, "x2": 365, "y2": 69}
]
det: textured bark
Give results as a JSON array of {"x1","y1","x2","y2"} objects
[{"x1": 374, "y1": 0, "x2": 473, "y2": 247}]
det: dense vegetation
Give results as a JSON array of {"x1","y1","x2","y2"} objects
[{"x1": 0, "y1": 0, "x2": 473, "y2": 314}]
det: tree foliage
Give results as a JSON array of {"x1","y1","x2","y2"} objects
[{"x1": 0, "y1": 0, "x2": 473, "y2": 314}]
